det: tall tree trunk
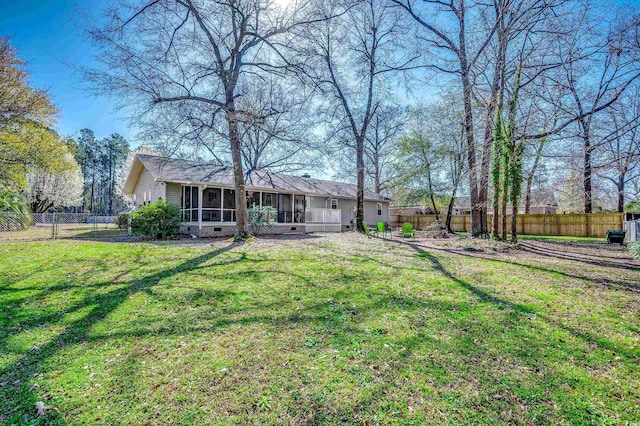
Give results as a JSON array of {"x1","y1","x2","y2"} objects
[
  {"x1": 492, "y1": 166, "x2": 501, "y2": 239},
  {"x1": 511, "y1": 199, "x2": 518, "y2": 243},
  {"x1": 492, "y1": 80, "x2": 507, "y2": 239},
  {"x1": 90, "y1": 173, "x2": 95, "y2": 214},
  {"x1": 457, "y1": 9, "x2": 482, "y2": 237},
  {"x1": 481, "y1": 6, "x2": 506, "y2": 238},
  {"x1": 618, "y1": 173, "x2": 625, "y2": 213},
  {"x1": 501, "y1": 169, "x2": 509, "y2": 240},
  {"x1": 461, "y1": 70, "x2": 480, "y2": 236},
  {"x1": 524, "y1": 139, "x2": 545, "y2": 214},
  {"x1": 584, "y1": 132, "x2": 592, "y2": 213},
  {"x1": 81, "y1": 158, "x2": 87, "y2": 212},
  {"x1": 356, "y1": 135, "x2": 365, "y2": 232},
  {"x1": 445, "y1": 188, "x2": 457, "y2": 233},
  {"x1": 226, "y1": 109, "x2": 249, "y2": 237},
  {"x1": 426, "y1": 165, "x2": 440, "y2": 222},
  {"x1": 108, "y1": 148, "x2": 114, "y2": 215},
  {"x1": 374, "y1": 153, "x2": 381, "y2": 194}
]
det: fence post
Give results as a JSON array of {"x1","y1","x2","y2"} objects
[{"x1": 51, "y1": 212, "x2": 57, "y2": 240}]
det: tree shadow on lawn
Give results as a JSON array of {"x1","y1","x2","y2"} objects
[
  {"x1": 419, "y1": 241, "x2": 640, "y2": 293},
  {"x1": 1, "y1": 238, "x2": 639, "y2": 423},
  {"x1": 0, "y1": 243, "x2": 242, "y2": 423},
  {"x1": 395, "y1": 240, "x2": 639, "y2": 360},
  {"x1": 517, "y1": 241, "x2": 640, "y2": 271},
  {"x1": 0, "y1": 252, "x2": 181, "y2": 338}
]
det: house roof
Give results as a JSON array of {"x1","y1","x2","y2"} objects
[{"x1": 124, "y1": 154, "x2": 390, "y2": 202}]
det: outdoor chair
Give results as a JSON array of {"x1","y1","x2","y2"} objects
[
  {"x1": 377, "y1": 221, "x2": 389, "y2": 238},
  {"x1": 362, "y1": 222, "x2": 377, "y2": 238},
  {"x1": 401, "y1": 222, "x2": 416, "y2": 240}
]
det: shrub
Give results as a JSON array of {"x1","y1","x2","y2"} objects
[
  {"x1": 248, "y1": 206, "x2": 277, "y2": 236},
  {"x1": 115, "y1": 213, "x2": 130, "y2": 230},
  {"x1": 629, "y1": 242, "x2": 640, "y2": 259},
  {"x1": 130, "y1": 199, "x2": 181, "y2": 239}
]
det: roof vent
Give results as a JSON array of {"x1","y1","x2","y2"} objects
[{"x1": 301, "y1": 173, "x2": 311, "y2": 179}]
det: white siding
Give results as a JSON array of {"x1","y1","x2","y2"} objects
[
  {"x1": 166, "y1": 183, "x2": 182, "y2": 206},
  {"x1": 132, "y1": 169, "x2": 166, "y2": 207},
  {"x1": 306, "y1": 196, "x2": 389, "y2": 228},
  {"x1": 364, "y1": 200, "x2": 389, "y2": 224}
]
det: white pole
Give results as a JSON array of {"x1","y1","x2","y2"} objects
[
  {"x1": 220, "y1": 188, "x2": 224, "y2": 222},
  {"x1": 198, "y1": 186, "x2": 203, "y2": 230}
]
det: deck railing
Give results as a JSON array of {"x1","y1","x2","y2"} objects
[{"x1": 305, "y1": 208, "x2": 341, "y2": 224}]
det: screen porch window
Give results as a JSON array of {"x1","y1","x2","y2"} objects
[
  {"x1": 202, "y1": 188, "x2": 221, "y2": 222},
  {"x1": 277, "y1": 193, "x2": 292, "y2": 223},
  {"x1": 182, "y1": 186, "x2": 236, "y2": 222},
  {"x1": 294, "y1": 195, "x2": 305, "y2": 223},
  {"x1": 223, "y1": 188, "x2": 236, "y2": 222},
  {"x1": 181, "y1": 186, "x2": 199, "y2": 222},
  {"x1": 262, "y1": 192, "x2": 277, "y2": 209}
]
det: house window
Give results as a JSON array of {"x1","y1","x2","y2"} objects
[
  {"x1": 331, "y1": 199, "x2": 338, "y2": 210},
  {"x1": 377, "y1": 203, "x2": 382, "y2": 216}
]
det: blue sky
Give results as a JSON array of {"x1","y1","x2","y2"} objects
[
  {"x1": 0, "y1": 0, "x2": 134, "y2": 142},
  {"x1": 1, "y1": 0, "x2": 633, "y2": 149}
]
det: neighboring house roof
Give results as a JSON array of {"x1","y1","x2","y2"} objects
[{"x1": 124, "y1": 154, "x2": 391, "y2": 202}]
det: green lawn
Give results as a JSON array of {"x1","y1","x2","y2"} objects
[{"x1": 1, "y1": 235, "x2": 639, "y2": 424}]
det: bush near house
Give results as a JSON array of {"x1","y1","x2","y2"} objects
[
  {"x1": 248, "y1": 205, "x2": 277, "y2": 236},
  {"x1": 130, "y1": 199, "x2": 180, "y2": 239}
]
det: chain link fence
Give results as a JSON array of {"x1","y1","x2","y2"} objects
[{"x1": 0, "y1": 212, "x2": 131, "y2": 242}]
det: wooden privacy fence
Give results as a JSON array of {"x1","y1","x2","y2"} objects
[{"x1": 392, "y1": 213, "x2": 624, "y2": 238}]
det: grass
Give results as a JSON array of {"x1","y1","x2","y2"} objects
[
  {"x1": 454, "y1": 232, "x2": 607, "y2": 244},
  {"x1": 1, "y1": 234, "x2": 639, "y2": 424},
  {"x1": 0, "y1": 224, "x2": 126, "y2": 242}
]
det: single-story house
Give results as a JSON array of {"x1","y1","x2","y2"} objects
[{"x1": 123, "y1": 154, "x2": 391, "y2": 236}]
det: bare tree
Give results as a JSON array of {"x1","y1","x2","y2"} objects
[
  {"x1": 236, "y1": 76, "x2": 322, "y2": 174},
  {"x1": 394, "y1": 100, "x2": 467, "y2": 231},
  {"x1": 84, "y1": 0, "x2": 322, "y2": 238},
  {"x1": 392, "y1": 0, "x2": 498, "y2": 236},
  {"x1": 596, "y1": 89, "x2": 640, "y2": 212},
  {"x1": 299, "y1": 0, "x2": 413, "y2": 232},
  {"x1": 523, "y1": 137, "x2": 547, "y2": 213},
  {"x1": 529, "y1": 4, "x2": 640, "y2": 212},
  {"x1": 364, "y1": 104, "x2": 405, "y2": 195}
]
